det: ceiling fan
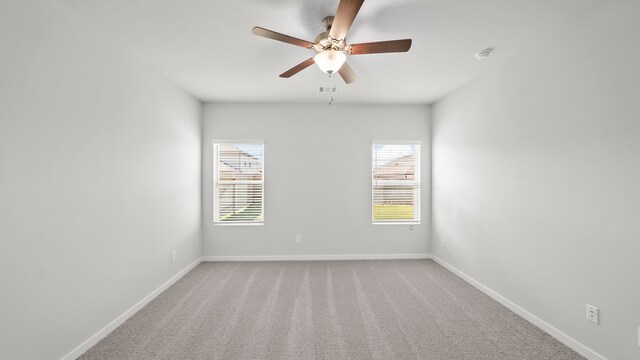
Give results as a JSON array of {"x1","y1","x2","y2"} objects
[{"x1": 252, "y1": 0, "x2": 412, "y2": 84}]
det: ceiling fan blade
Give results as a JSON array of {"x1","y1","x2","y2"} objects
[
  {"x1": 280, "y1": 58, "x2": 316, "y2": 78},
  {"x1": 348, "y1": 39, "x2": 412, "y2": 55},
  {"x1": 252, "y1": 26, "x2": 314, "y2": 49},
  {"x1": 329, "y1": 0, "x2": 365, "y2": 41},
  {"x1": 338, "y1": 62, "x2": 357, "y2": 84}
]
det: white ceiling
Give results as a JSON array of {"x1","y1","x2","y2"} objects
[{"x1": 60, "y1": 0, "x2": 600, "y2": 104}]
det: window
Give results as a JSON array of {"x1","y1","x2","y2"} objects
[
  {"x1": 213, "y1": 141, "x2": 264, "y2": 224},
  {"x1": 372, "y1": 142, "x2": 420, "y2": 224}
]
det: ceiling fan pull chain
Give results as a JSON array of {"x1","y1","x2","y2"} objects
[{"x1": 328, "y1": 73, "x2": 335, "y2": 105}]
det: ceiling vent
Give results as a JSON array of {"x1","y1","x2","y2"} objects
[
  {"x1": 319, "y1": 86, "x2": 337, "y2": 93},
  {"x1": 475, "y1": 47, "x2": 494, "y2": 60}
]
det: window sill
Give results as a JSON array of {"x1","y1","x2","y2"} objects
[
  {"x1": 372, "y1": 222, "x2": 420, "y2": 225},
  {"x1": 213, "y1": 222, "x2": 264, "y2": 226}
]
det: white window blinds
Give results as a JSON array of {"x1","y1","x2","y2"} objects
[
  {"x1": 213, "y1": 141, "x2": 264, "y2": 224},
  {"x1": 372, "y1": 142, "x2": 421, "y2": 224}
]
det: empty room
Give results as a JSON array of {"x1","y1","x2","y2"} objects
[{"x1": 1, "y1": 0, "x2": 639, "y2": 359}]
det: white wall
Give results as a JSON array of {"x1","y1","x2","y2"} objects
[
  {"x1": 203, "y1": 103, "x2": 430, "y2": 258},
  {"x1": 0, "y1": 1, "x2": 202, "y2": 359},
  {"x1": 431, "y1": 1, "x2": 640, "y2": 359}
]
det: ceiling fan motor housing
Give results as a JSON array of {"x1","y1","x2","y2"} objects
[
  {"x1": 314, "y1": 16, "x2": 348, "y2": 53},
  {"x1": 314, "y1": 16, "x2": 335, "y2": 44},
  {"x1": 322, "y1": 16, "x2": 334, "y2": 30}
]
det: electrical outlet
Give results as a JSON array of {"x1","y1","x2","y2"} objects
[
  {"x1": 295, "y1": 235, "x2": 302, "y2": 244},
  {"x1": 409, "y1": 225, "x2": 414, "y2": 231},
  {"x1": 171, "y1": 250, "x2": 176, "y2": 263},
  {"x1": 440, "y1": 238, "x2": 445, "y2": 248},
  {"x1": 586, "y1": 304, "x2": 599, "y2": 324}
]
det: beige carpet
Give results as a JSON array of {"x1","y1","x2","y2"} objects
[{"x1": 78, "y1": 260, "x2": 585, "y2": 360}]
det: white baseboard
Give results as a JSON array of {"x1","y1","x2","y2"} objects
[
  {"x1": 202, "y1": 253, "x2": 431, "y2": 262},
  {"x1": 430, "y1": 255, "x2": 607, "y2": 360},
  {"x1": 60, "y1": 257, "x2": 202, "y2": 360},
  {"x1": 61, "y1": 254, "x2": 604, "y2": 360}
]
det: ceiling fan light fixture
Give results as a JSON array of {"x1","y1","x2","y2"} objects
[{"x1": 314, "y1": 50, "x2": 346, "y2": 74}]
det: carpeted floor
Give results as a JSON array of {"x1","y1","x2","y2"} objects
[{"x1": 78, "y1": 260, "x2": 585, "y2": 360}]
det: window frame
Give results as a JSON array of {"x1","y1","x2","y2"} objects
[
  {"x1": 212, "y1": 139, "x2": 265, "y2": 226},
  {"x1": 371, "y1": 140, "x2": 421, "y2": 225}
]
